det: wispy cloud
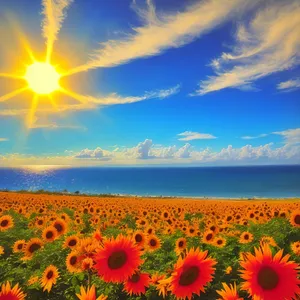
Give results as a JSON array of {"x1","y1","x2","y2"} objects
[
  {"x1": 195, "y1": 0, "x2": 300, "y2": 95},
  {"x1": 273, "y1": 128, "x2": 300, "y2": 146},
  {"x1": 0, "y1": 84, "x2": 180, "y2": 118},
  {"x1": 241, "y1": 134, "x2": 268, "y2": 140},
  {"x1": 178, "y1": 131, "x2": 216, "y2": 141},
  {"x1": 29, "y1": 123, "x2": 87, "y2": 130},
  {"x1": 0, "y1": 138, "x2": 8, "y2": 142},
  {"x1": 42, "y1": 0, "x2": 73, "y2": 60},
  {"x1": 66, "y1": 0, "x2": 256, "y2": 75},
  {"x1": 277, "y1": 78, "x2": 300, "y2": 92}
]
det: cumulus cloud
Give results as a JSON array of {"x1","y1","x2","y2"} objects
[
  {"x1": 195, "y1": 0, "x2": 300, "y2": 95},
  {"x1": 73, "y1": 147, "x2": 112, "y2": 160},
  {"x1": 277, "y1": 78, "x2": 300, "y2": 92},
  {"x1": 66, "y1": 0, "x2": 257, "y2": 74},
  {"x1": 241, "y1": 134, "x2": 268, "y2": 140},
  {"x1": 178, "y1": 131, "x2": 216, "y2": 141}
]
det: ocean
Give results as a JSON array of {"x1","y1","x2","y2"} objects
[{"x1": 0, "y1": 165, "x2": 299, "y2": 198}]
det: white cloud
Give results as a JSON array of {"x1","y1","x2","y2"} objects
[
  {"x1": 178, "y1": 131, "x2": 217, "y2": 141},
  {"x1": 273, "y1": 128, "x2": 300, "y2": 146},
  {"x1": 0, "y1": 138, "x2": 8, "y2": 142},
  {"x1": 195, "y1": 0, "x2": 300, "y2": 95},
  {"x1": 73, "y1": 147, "x2": 112, "y2": 160},
  {"x1": 67, "y1": 0, "x2": 257, "y2": 74},
  {"x1": 277, "y1": 78, "x2": 300, "y2": 92},
  {"x1": 241, "y1": 134, "x2": 268, "y2": 140}
]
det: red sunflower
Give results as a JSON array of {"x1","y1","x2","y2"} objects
[
  {"x1": 94, "y1": 235, "x2": 143, "y2": 283},
  {"x1": 169, "y1": 248, "x2": 216, "y2": 300},
  {"x1": 240, "y1": 244, "x2": 300, "y2": 300},
  {"x1": 123, "y1": 272, "x2": 150, "y2": 296},
  {"x1": 216, "y1": 282, "x2": 243, "y2": 300}
]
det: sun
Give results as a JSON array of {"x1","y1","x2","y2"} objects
[{"x1": 25, "y1": 62, "x2": 60, "y2": 95}]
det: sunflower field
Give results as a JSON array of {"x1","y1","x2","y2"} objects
[{"x1": 0, "y1": 191, "x2": 299, "y2": 300}]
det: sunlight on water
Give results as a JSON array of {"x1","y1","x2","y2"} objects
[{"x1": 20, "y1": 165, "x2": 69, "y2": 174}]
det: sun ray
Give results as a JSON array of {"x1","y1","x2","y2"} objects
[
  {"x1": 0, "y1": 87, "x2": 28, "y2": 103},
  {"x1": 48, "y1": 94, "x2": 58, "y2": 110},
  {"x1": 26, "y1": 94, "x2": 39, "y2": 128},
  {"x1": 59, "y1": 87, "x2": 90, "y2": 104},
  {"x1": 0, "y1": 73, "x2": 26, "y2": 80}
]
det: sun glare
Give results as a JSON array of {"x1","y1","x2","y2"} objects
[{"x1": 25, "y1": 62, "x2": 60, "y2": 95}]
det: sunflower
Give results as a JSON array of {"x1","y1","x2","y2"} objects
[
  {"x1": 225, "y1": 266, "x2": 232, "y2": 274},
  {"x1": 35, "y1": 217, "x2": 46, "y2": 229},
  {"x1": 289, "y1": 210, "x2": 300, "y2": 228},
  {"x1": 76, "y1": 285, "x2": 107, "y2": 300},
  {"x1": 27, "y1": 276, "x2": 39, "y2": 286},
  {"x1": 291, "y1": 241, "x2": 300, "y2": 256},
  {"x1": 239, "y1": 231, "x2": 253, "y2": 244},
  {"x1": 94, "y1": 235, "x2": 142, "y2": 283},
  {"x1": 63, "y1": 235, "x2": 80, "y2": 249},
  {"x1": 52, "y1": 218, "x2": 68, "y2": 236},
  {"x1": 214, "y1": 237, "x2": 226, "y2": 248},
  {"x1": 202, "y1": 230, "x2": 215, "y2": 244},
  {"x1": 23, "y1": 238, "x2": 43, "y2": 258},
  {"x1": 132, "y1": 230, "x2": 146, "y2": 248},
  {"x1": 123, "y1": 272, "x2": 150, "y2": 296},
  {"x1": 216, "y1": 282, "x2": 243, "y2": 300},
  {"x1": 42, "y1": 226, "x2": 58, "y2": 242},
  {"x1": 13, "y1": 240, "x2": 26, "y2": 253},
  {"x1": 146, "y1": 234, "x2": 161, "y2": 252},
  {"x1": 259, "y1": 236, "x2": 277, "y2": 248},
  {"x1": 41, "y1": 265, "x2": 59, "y2": 292},
  {"x1": 0, "y1": 246, "x2": 4, "y2": 256},
  {"x1": 175, "y1": 238, "x2": 187, "y2": 256},
  {"x1": 169, "y1": 248, "x2": 216, "y2": 299},
  {"x1": 0, "y1": 282, "x2": 26, "y2": 300},
  {"x1": 0, "y1": 215, "x2": 14, "y2": 231},
  {"x1": 66, "y1": 251, "x2": 82, "y2": 273},
  {"x1": 81, "y1": 257, "x2": 94, "y2": 271},
  {"x1": 240, "y1": 244, "x2": 300, "y2": 300}
]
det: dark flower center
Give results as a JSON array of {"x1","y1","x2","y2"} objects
[
  {"x1": 206, "y1": 233, "x2": 213, "y2": 241},
  {"x1": 294, "y1": 215, "x2": 300, "y2": 225},
  {"x1": 108, "y1": 251, "x2": 127, "y2": 269},
  {"x1": 54, "y1": 223, "x2": 63, "y2": 232},
  {"x1": 0, "y1": 220, "x2": 8, "y2": 227},
  {"x1": 179, "y1": 266, "x2": 200, "y2": 286},
  {"x1": 257, "y1": 266, "x2": 279, "y2": 290},
  {"x1": 38, "y1": 220, "x2": 43, "y2": 225},
  {"x1": 46, "y1": 270, "x2": 54, "y2": 279},
  {"x1": 244, "y1": 234, "x2": 249, "y2": 240},
  {"x1": 69, "y1": 239, "x2": 77, "y2": 246},
  {"x1": 178, "y1": 241, "x2": 184, "y2": 247},
  {"x1": 70, "y1": 256, "x2": 77, "y2": 265},
  {"x1": 17, "y1": 243, "x2": 23, "y2": 250},
  {"x1": 150, "y1": 239, "x2": 157, "y2": 247},
  {"x1": 135, "y1": 234, "x2": 142, "y2": 243},
  {"x1": 130, "y1": 273, "x2": 140, "y2": 283},
  {"x1": 29, "y1": 243, "x2": 41, "y2": 253},
  {"x1": 217, "y1": 239, "x2": 223, "y2": 245},
  {"x1": 46, "y1": 231, "x2": 54, "y2": 239}
]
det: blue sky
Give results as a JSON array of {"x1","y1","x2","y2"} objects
[{"x1": 0, "y1": 0, "x2": 299, "y2": 167}]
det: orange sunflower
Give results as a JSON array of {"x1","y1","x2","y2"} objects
[
  {"x1": 169, "y1": 248, "x2": 216, "y2": 300},
  {"x1": 52, "y1": 218, "x2": 68, "y2": 236},
  {"x1": 13, "y1": 240, "x2": 26, "y2": 253},
  {"x1": 216, "y1": 282, "x2": 243, "y2": 300},
  {"x1": 23, "y1": 238, "x2": 43, "y2": 258},
  {"x1": 0, "y1": 282, "x2": 26, "y2": 300},
  {"x1": 41, "y1": 265, "x2": 59, "y2": 292},
  {"x1": 289, "y1": 210, "x2": 300, "y2": 228},
  {"x1": 132, "y1": 230, "x2": 146, "y2": 248},
  {"x1": 146, "y1": 234, "x2": 161, "y2": 252},
  {"x1": 214, "y1": 237, "x2": 226, "y2": 248},
  {"x1": 63, "y1": 235, "x2": 80, "y2": 249},
  {"x1": 66, "y1": 251, "x2": 82, "y2": 273},
  {"x1": 76, "y1": 285, "x2": 107, "y2": 300},
  {"x1": 240, "y1": 244, "x2": 300, "y2": 300},
  {"x1": 123, "y1": 272, "x2": 150, "y2": 296},
  {"x1": 291, "y1": 241, "x2": 300, "y2": 256},
  {"x1": 0, "y1": 215, "x2": 14, "y2": 231},
  {"x1": 175, "y1": 238, "x2": 187, "y2": 256},
  {"x1": 239, "y1": 231, "x2": 253, "y2": 244},
  {"x1": 94, "y1": 235, "x2": 142, "y2": 283},
  {"x1": 42, "y1": 226, "x2": 58, "y2": 242}
]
